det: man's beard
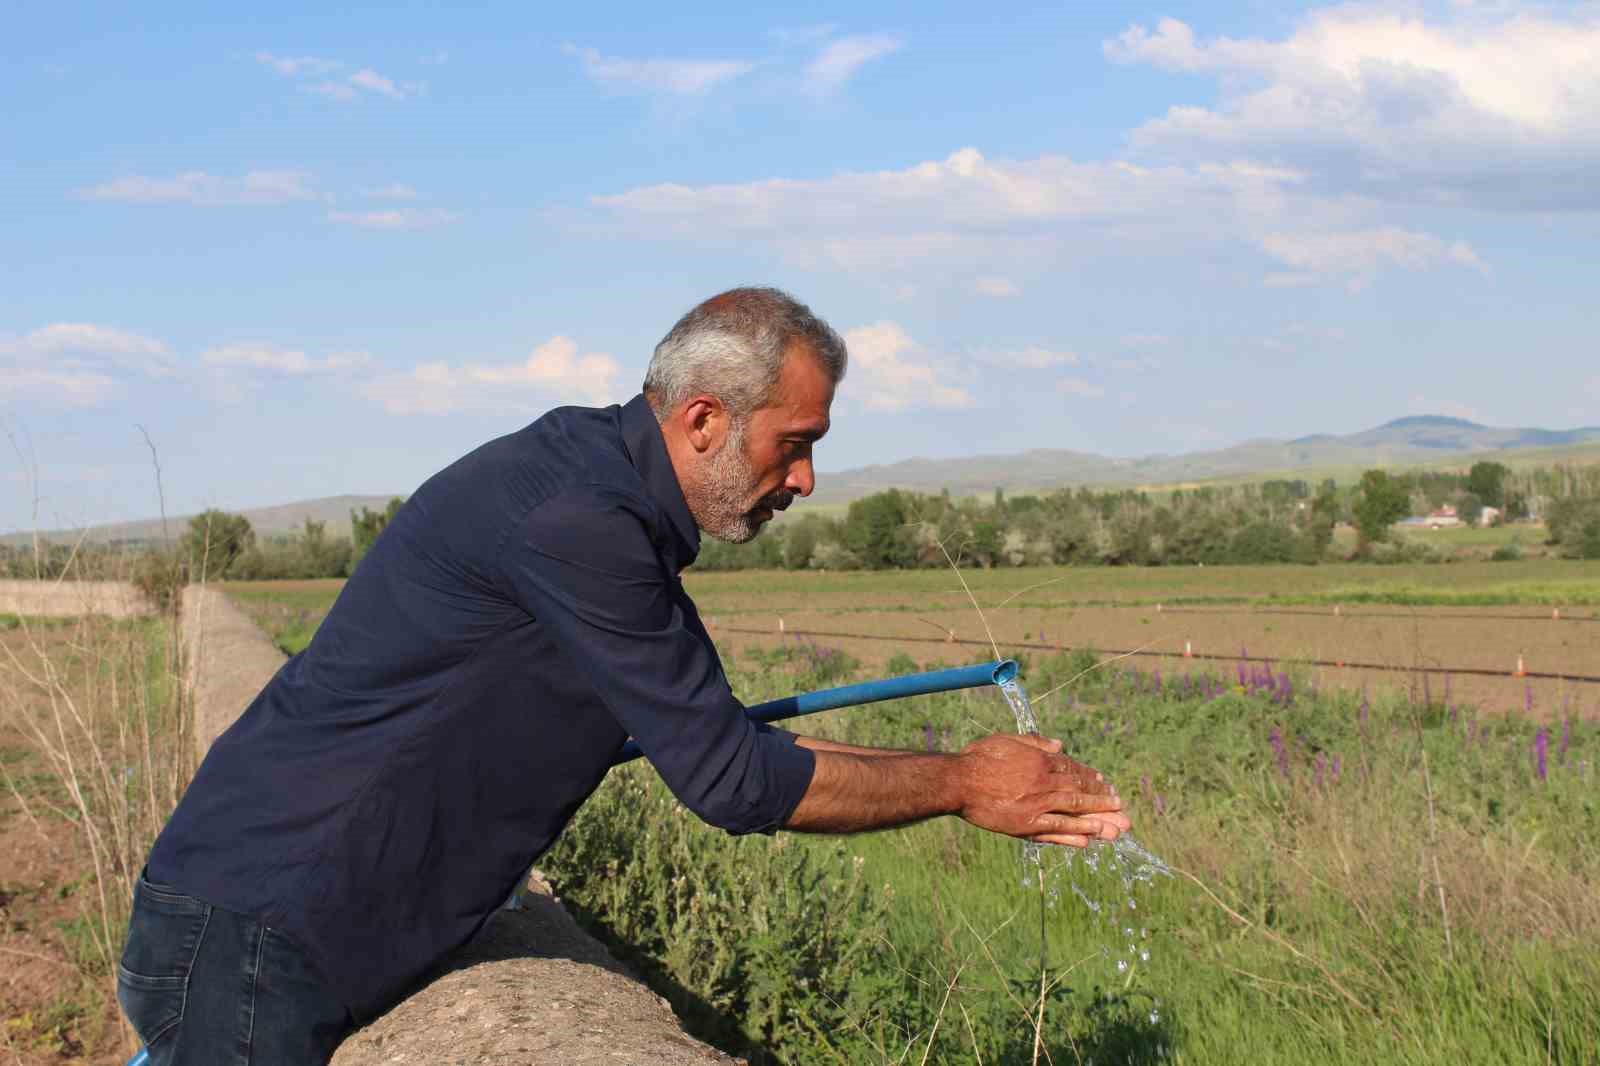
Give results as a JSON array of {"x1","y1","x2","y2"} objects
[{"x1": 692, "y1": 420, "x2": 795, "y2": 544}]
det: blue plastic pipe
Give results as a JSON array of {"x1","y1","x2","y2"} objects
[
  {"x1": 124, "y1": 659, "x2": 1017, "y2": 1066},
  {"x1": 610, "y1": 658, "x2": 1018, "y2": 765}
]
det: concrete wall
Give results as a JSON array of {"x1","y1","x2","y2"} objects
[
  {"x1": 180, "y1": 585, "x2": 287, "y2": 754},
  {"x1": 0, "y1": 579, "x2": 153, "y2": 619}
]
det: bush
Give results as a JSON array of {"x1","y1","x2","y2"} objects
[{"x1": 130, "y1": 550, "x2": 186, "y2": 610}]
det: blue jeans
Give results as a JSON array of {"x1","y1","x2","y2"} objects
[{"x1": 117, "y1": 872, "x2": 355, "y2": 1066}]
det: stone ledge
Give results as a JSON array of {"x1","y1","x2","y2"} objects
[{"x1": 331, "y1": 872, "x2": 743, "y2": 1066}]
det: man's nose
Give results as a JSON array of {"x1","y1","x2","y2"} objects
[{"x1": 786, "y1": 458, "x2": 815, "y2": 497}]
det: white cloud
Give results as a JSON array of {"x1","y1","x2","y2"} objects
[
  {"x1": 1057, "y1": 377, "x2": 1106, "y2": 399},
  {"x1": 0, "y1": 323, "x2": 173, "y2": 405},
  {"x1": 981, "y1": 346, "x2": 1078, "y2": 370},
  {"x1": 18, "y1": 323, "x2": 168, "y2": 360},
  {"x1": 973, "y1": 277, "x2": 1019, "y2": 298},
  {"x1": 201, "y1": 344, "x2": 371, "y2": 375},
  {"x1": 593, "y1": 146, "x2": 1481, "y2": 292},
  {"x1": 306, "y1": 69, "x2": 418, "y2": 102},
  {"x1": 328, "y1": 208, "x2": 459, "y2": 231},
  {"x1": 563, "y1": 44, "x2": 754, "y2": 96},
  {"x1": 308, "y1": 80, "x2": 358, "y2": 102},
  {"x1": 1259, "y1": 227, "x2": 1487, "y2": 285},
  {"x1": 76, "y1": 170, "x2": 316, "y2": 206},
  {"x1": 840, "y1": 322, "x2": 972, "y2": 412},
  {"x1": 349, "y1": 68, "x2": 405, "y2": 99},
  {"x1": 596, "y1": 148, "x2": 1302, "y2": 239},
  {"x1": 804, "y1": 34, "x2": 902, "y2": 96},
  {"x1": 360, "y1": 183, "x2": 419, "y2": 201},
  {"x1": 256, "y1": 52, "x2": 338, "y2": 77},
  {"x1": 256, "y1": 52, "x2": 417, "y2": 101},
  {"x1": 366, "y1": 336, "x2": 622, "y2": 414},
  {"x1": 1106, "y1": 8, "x2": 1600, "y2": 210},
  {"x1": 592, "y1": 147, "x2": 1343, "y2": 283},
  {"x1": 0, "y1": 366, "x2": 115, "y2": 407}
]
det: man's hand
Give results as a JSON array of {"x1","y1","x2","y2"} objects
[
  {"x1": 785, "y1": 732, "x2": 1131, "y2": 848},
  {"x1": 955, "y1": 733, "x2": 1130, "y2": 848}
]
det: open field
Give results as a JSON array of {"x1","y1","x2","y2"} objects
[
  {"x1": 20, "y1": 562, "x2": 1593, "y2": 1064},
  {"x1": 225, "y1": 559, "x2": 1600, "y2": 714}
]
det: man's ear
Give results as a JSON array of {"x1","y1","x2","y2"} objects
[{"x1": 678, "y1": 394, "x2": 726, "y2": 455}]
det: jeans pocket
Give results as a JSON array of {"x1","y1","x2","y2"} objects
[{"x1": 116, "y1": 875, "x2": 212, "y2": 1047}]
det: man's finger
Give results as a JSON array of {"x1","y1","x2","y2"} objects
[
  {"x1": 1011, "y1": 733, "x2": 1064, "y2": 753},
  {"x1": 1032, "y1": 833, "x2": 1091, "y2": 848},
  {"x1": 1046, "y1": 789, "x2": 1124, "y2": 814},
  {"x1": 1031, "y1": 814, "x2": 1112, "y2": 838}
]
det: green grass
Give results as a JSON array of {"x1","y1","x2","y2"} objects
[
  {"x1": 541, "y1": 647, "x2": 1600, "y2": 1064},
  {"x1": 223, "y1": 580, "x2": 343, "y2": 654}
]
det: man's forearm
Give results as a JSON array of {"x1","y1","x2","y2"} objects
[
  {"x1": 783, "y1": 748, "x2": 962, "y2": 832},
  {"x1": 793, "y1": 735, "x2": 919, "y2": 757}
]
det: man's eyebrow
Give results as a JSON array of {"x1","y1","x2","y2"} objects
[{"x1": 787, "y1": 422, "x2": 829, "y2": 440}]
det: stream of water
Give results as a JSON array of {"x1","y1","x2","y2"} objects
[{"x1": 1000, "y1": 674, "x2": 1171, "y2": 1001}]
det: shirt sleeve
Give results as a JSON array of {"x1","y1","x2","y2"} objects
[{"x1": 497, "y1": 483, "x2": 815, "y2": 835}]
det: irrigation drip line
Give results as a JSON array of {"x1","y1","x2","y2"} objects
[
  {"x1": 715, "y1": 624, "x2": 1600, "y2": 686},
  {"x1": 1153, "y1": 605, "x2": 1599, "y2": 624}
]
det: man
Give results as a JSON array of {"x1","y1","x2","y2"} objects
[{"x1": 119, "y1": 288, "x2": 1129, "y2": 1065}]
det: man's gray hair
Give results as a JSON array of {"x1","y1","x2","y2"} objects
[{"x1": 643, "y1": 287, "x2": 847, "y2": 422}]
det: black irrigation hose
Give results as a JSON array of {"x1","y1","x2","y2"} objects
[
  {"x1": 1153, "y1": 605, "x2": 1600, "y2": 624},
  {"x1": 714, "y1": 624, "x2": 1600, "y2": 686}
]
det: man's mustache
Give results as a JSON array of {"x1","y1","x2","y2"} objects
[{"x1": 757, "y1": 489, "x2": 795, "y2": 513}]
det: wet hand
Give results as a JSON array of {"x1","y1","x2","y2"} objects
[{"x1": 955, "y1": 733, "x2": 1131, "y2": 848}]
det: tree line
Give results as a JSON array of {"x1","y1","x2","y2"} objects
[{"x1": 4, "y1": 459, "x2": 1598, "y2": 585}]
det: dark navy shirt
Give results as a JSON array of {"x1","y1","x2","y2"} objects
[{"x1": 148, "y1": 394, "x2": 817, "y2": 1021}]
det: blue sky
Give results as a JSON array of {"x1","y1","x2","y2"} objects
[{"x1": 4, "y1": 1, "x2": 1599, "y2": 532}]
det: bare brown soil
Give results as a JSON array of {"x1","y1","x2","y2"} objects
[
  {"x1": 708, "y1": 602, "x2": 1600, "y2": 720},
  {"x1": 0, "y1": 630, "x2": 129, "y2": 1066}
]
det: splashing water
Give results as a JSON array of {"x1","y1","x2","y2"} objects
[{"x1": 1000, "y1": 672, "x2": 1172, "y2": 1001}]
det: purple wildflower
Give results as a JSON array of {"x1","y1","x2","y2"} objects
[
  {"x1": 1559, "y1": 719, "x2": 1571, "y2": 765},
  {"x1": 1269, "y1": 727, "x2": 1289, "y2": 777},
  {"x1": 1278, "y1": 673, "x2": 1293, "y2": 705},
  {"x1": 1534, "y1": 728, "x2": 1549, "y2": 780},
  {"x1": 1331, "y1": 754, "x2": 1342, "y2": 780},
  {"x1": 923, "y1": 723, "x2": 935, "y2": 752},
  {"x1": 1141, "y1": 774, "x2": 1152, "y2": 797},
  {"x1": 1153, "y1": 670, "x2": 1163, "y2": 697},
  {"x1": 1313, "y1": 753, "x2": 1325, "y2": 788},
  {"x1": 1154, "y1": 794, "x2": 1166, "y2": 816}
]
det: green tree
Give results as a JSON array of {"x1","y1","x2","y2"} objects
[
  {"x1": 182, "y1": 509, "x2": 254, "y2": 578},
  {"x1": 1353, "y1": 470, "x2": 1410, "y2": 549},
  {"x1": 1466, "y1": 461, "x2": 1511, "y2": 509},
  {"x1": 351, "y1": 497, "x2": 406, "y2": 562},
  {"x1": 842, "y1": 491, "x2": 911, "y2": 569}
]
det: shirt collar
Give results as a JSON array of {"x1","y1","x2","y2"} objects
[{"x1": 619, "y1": 393, "x2": 701, "y2": 570}]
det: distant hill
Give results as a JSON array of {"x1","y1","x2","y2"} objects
[
  {"x1": 7, "y1": 416, "x2": 1599, "y2": 545},
  {"x1": 806, "y1": 416, "x2": 1600, "y2": 503},
  {"x1": 2, "y1": 495, "x2": 401, "y2": 548}
]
